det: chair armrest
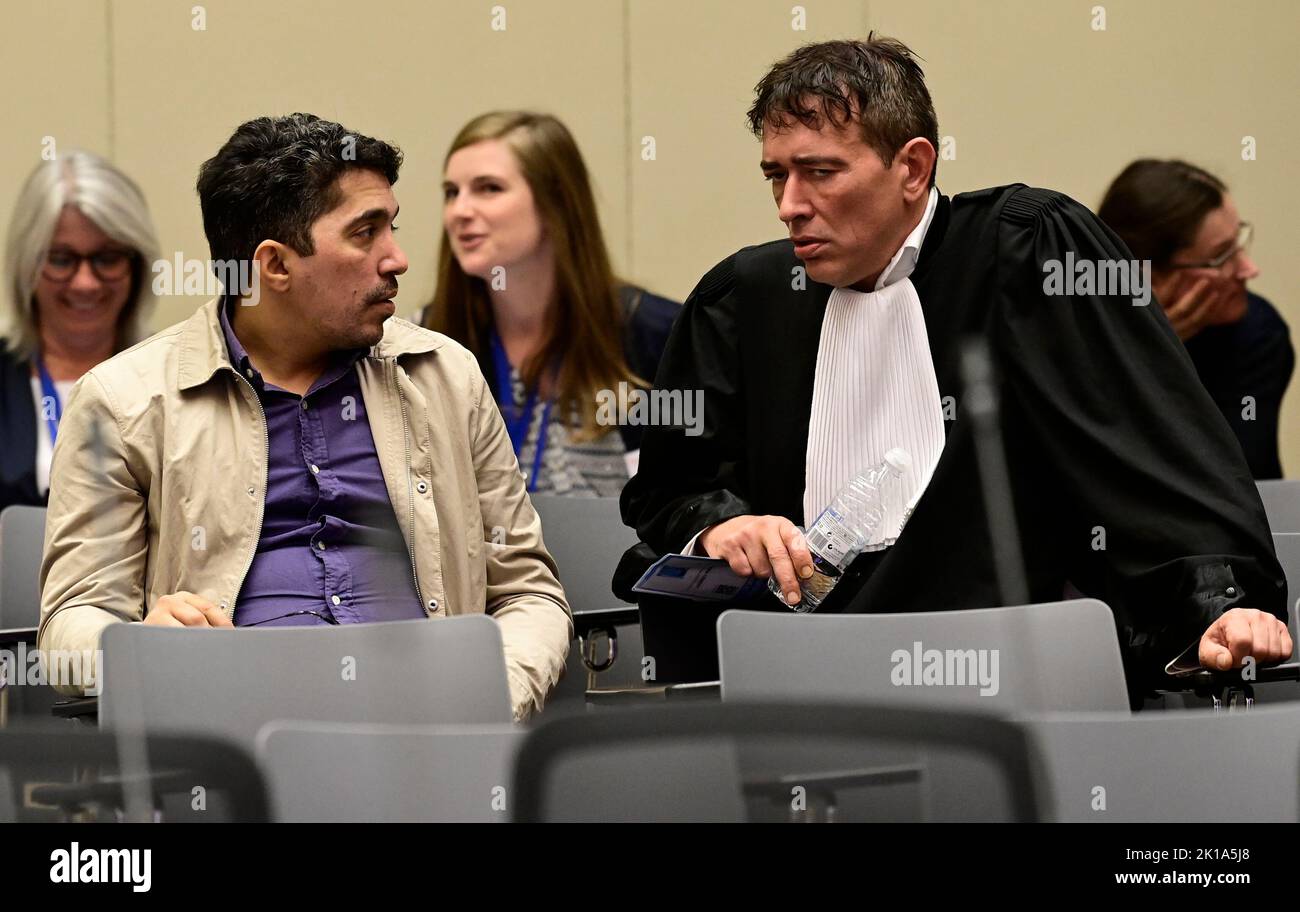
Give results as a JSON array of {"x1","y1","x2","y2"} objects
[
  {"x1": 0, "y1": 627, "x2": 37, "y2": 648},
  {"x1": 571, "y1": 606, "x2": 639, "y2": 639},
  {"x1": 51, "y1": 696, "x2": 99, "y2": 722}
]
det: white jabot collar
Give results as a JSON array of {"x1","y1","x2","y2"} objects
[{"x1": 802, "y1": 187, "x2": 946, "y2": 549}]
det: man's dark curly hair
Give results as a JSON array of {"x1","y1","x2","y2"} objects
[{"x1": 197, "y1": 113, "x2": 403, "y2": 270}]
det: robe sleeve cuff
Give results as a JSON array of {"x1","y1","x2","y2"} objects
[
  {"x1": 1156, "y1": 561, "x2": 1246, "y2": 675},
  {"x1": 682, "y1": 526, "x2": 713, "y2": 556}
]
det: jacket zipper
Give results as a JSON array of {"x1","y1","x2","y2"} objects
[
  {"x1": 229, "y1": 370, "x2": 269, "y2": 622},
  {"x1": 392, "y1": 358, "x2": 426, "y2": 615}
]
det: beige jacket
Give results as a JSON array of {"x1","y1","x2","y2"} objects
[{"x1": 37, "y1": 298, "x2": 572, "y2": 720}]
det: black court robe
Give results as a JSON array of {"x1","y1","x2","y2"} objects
[{"x1": 618, "y1": 184, "x2": 1287, "y2": 695}]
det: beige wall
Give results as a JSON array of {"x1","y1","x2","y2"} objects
[{"x1": 3, "y1": 0, "x2": 1296, "y2": 470}]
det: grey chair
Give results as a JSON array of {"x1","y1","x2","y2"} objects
[
  {"x1": 1259, "y1": 480, "x2": 1300, "y2": 533},
  {"x1": 1024, "y1": 703, "x2": 1300, "y2": 822},
  {"x1": 531, "y1": 494, "x2": 644, "y2": 700},
  {"x1": 1272, "y1": 533, "x2": 1300, "y2": 660},
  {"x1": 0, "y1": 506, "x2": 58, "y2": 725},
  {"x1": 0, "y1": 505, "x2": 46, "y2": 628},
  {"x1": 718, "y1": 598, "x2": 1131, "y2": 712},
  {"x1": 256, "y1": 720, "x2": 523, "y2": 822},
  {"x1": 512, "y1": 702, "x2": 1041, "y2": 822},
  {"x1": 99, "y1": 615, "x2": 512, "y2": 750},
  {"x1": 0, "y1": 723, "x2": 268, "y2": 822},
  {"x1": 716, "y1": 600, "x2": 1128, "y2": 820},
  {"x1": 530, "y1": 494, "x2": 638, "y2": 616}
]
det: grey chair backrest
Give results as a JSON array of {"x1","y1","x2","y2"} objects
[
  {"x1": 0, "y1": 768, "x2": 13, "y2": 823},
  {"x1": 256, "y1": 720, "x2": 524, "y2": 822},
  {"x1": 1024, "y1": 704, "x2": 1300, "y2": 822},
  {"x1": 0, "y1": 505, "x2": 46, "y2": 628},
  {"x1": 513, "y1": 702, "x2": 1040, "y2": 822},
  {"x1": 718, "y1": 599, "x2": 1131, "y2": 713},
  {"x1": 1259, "y1": 480, "x2": 1300, "y2": 533},
  {"x1": 1272, "y1": 533, "x2": 1300, "y2": 659},
  {"x1": 0, "y1": 724, "x2": 269, "y2": 822},
  {"x1": 530, "y1": 494, "x2": 637, "y2": 615},
  {"x1": 100, "y1": 615, "x2": 512, "y2": 750}
]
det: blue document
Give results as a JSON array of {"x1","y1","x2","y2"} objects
[{"x1": 632, "y1": 553, "x2": 769, "y2": 603}]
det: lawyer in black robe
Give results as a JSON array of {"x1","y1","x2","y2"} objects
[{"x1": 618, "y1": 184, "x2": 1288, "y2": 696}]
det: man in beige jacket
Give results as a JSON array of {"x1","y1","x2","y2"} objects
[{"x1": 38, "y1": 114, "x2": 571, "y2": 721}]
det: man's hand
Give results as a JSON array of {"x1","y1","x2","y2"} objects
[
  {"x1": 699, "y1": 514, "x2": 814, "y2": 606},
  {"x1": 142, "y1": 591, "x2": 233, "y2": 628},
  {"x1": 1198, "y1": 607, "x2": 1293, "y2": 671}
]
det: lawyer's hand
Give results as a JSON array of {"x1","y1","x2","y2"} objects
[
  {"x1": 142, "y1": 591, "x2": 233, "y2": 628},
  {"x1": 699, "y1": 514, "x2": 814, "y2": 606},
  {"x1": 1198, "y1": 607, "x2": 1293, "y2": 671}
]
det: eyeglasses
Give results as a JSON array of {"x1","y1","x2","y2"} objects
[
  {"x1": 41, "y1": 247, "x2": 136, "y2": 283},
  {"x1": 236, "y1": 610, "x2": 340, "y2": 628},
  {"x1": 1167, "y1": 222, "x2": 1253, "y2": 271}
]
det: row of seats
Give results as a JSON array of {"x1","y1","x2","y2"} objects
[
  {"x1": 2, "y1": 596, "x2": 1298, "y2": 821},
  {"x1": 5, "y1": 482, "x2": 1300, "y2": 630},
  {"x1": 14, "y1": 700, "x2": 1300, "y2": 824},
  {"x1": 2, "y1": 481, "x2": 1299, "y2": 822},
  {"x1": 7, "y1": 650, "x2": 1300, "y2": 821}
]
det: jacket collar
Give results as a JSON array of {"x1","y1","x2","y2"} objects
[
  {"x1": 913, "y1": 189, "x2": 951, "y2": 274},
  {"x1": 178, "y1": 296, "x2": 445, "y2": 392}
]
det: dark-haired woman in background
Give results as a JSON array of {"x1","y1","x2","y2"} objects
[
  {"x1": 1099, "y1": 159, "x2": 1292, "y2": 478},
  {"x1": 420, "y1": 111, "x2": 679, "y2": 497}
]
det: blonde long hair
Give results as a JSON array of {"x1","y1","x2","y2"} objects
[{"x1": 424, "y1": 111, "x2": 643, "y2": 443}]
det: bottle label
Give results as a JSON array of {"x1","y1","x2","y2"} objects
[{"x1": 806, "y1": 508, "x2": 860, "y2": 571}]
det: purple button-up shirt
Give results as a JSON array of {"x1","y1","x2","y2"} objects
[{"x1": 220, "y1": 301, "x2": 426, "y2": 627}]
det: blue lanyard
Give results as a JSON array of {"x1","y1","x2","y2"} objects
[
  {"x1": 489, "y1": 332, "x2": 553, "y2": 492},
  {"x1": 34, "y1": 355, "x2": 63, "y2": 446}
]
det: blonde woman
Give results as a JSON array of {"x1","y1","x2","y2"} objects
[
  {"x1": 422, "y1": 111, "x2": 679, "y2": 497},
  {"x1": 1, "y1": 151, "x2": 159, "y2": 511}
]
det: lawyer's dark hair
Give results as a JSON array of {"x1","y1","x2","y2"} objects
[
  {"x1": 197, "y1": 113, "x2": 403, "y2": 272},
  {"x1": 1097, "y1": 159, "x2": 1226, "y2": 268},
  {"x1": 748, "y1": 34, "x2": 939, "y2": 187}
]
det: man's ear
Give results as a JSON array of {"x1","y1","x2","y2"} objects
[
  {"x1": 896, "y1": 137, "x2": 937, "y2": 201},
  {"x1": 251, "y1": 240, "x2": 294, "y2": 296}
]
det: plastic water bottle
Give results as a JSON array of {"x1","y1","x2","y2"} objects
[{"x1": 770, "y1": 448, "x2": 911, "y2": 612}]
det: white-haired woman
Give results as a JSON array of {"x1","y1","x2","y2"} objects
[{"x1": 1, "y1": 151, "x2": 159, "y2": 512}]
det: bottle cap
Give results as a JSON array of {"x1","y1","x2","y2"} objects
[{"x1": 884, "y1": 447, "x2": 912, "y2": 474}]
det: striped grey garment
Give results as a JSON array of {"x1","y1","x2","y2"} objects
[
  {"x1": 506, "y1": 366, "x2": 629, "y2": 498},
  {"x1": 802, "y1": 188, "x2": 945, "y2": 545},
  {"x1": 803, "y1": 282, "x2": 946, "y2": 549}
]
